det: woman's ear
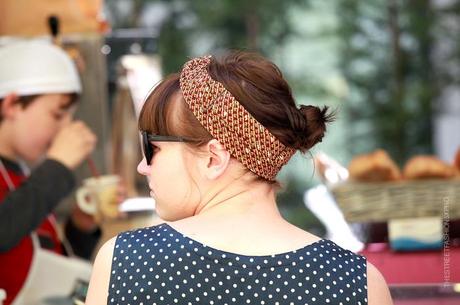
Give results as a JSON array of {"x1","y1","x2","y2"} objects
[
  {"x1": 1, "y1": 93, "x2": 20, "y2": 120},
  {"x1": 203, "y1": 139, "x2": 231, "y2": 180}
]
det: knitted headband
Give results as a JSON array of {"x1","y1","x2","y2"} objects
[{"x1": 179, "y1": 55, "x2": 296, "y2": 180}]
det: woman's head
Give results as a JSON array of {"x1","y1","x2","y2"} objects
[{"x1": 137, "y1": 51, "x2": 333, "y2": 219}]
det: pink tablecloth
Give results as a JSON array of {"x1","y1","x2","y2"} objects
[{"x1": 359, "y1": 243, "x2": 460, "y2": 284}]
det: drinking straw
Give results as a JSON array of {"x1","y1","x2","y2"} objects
[{"x1": 87, "y1": 157, "x2": 100, "y2": 178}]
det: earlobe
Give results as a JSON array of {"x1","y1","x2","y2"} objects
[{"x1": 1, "y1": 93, "x2": 20, "y2": 119}]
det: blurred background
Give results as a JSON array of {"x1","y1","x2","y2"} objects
[
  {"x1": 1, "y1": 0, "x2": 460, "y2": 303},
  {"x1": 99, "y1": 0, "x2": 460, "y2": 234}
]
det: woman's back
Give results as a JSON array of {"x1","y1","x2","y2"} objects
[{"x1": 108, "y1": 224, "x2": 367, "y2": 305}]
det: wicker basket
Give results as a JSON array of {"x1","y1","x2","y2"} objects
[{"x1": 330, "y1": 179, "x2": 460, "y2": 222}]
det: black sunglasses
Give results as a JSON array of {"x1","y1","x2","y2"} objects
[{"x1": 142, "y1": 131, "x2": 195, "y2": 165}]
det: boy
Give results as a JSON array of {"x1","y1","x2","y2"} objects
[{"x1": 0, "y1": 41, "x2": 97, "y2": 305}]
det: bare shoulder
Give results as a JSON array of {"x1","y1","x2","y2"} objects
[
  {"x1": 367, "y1": 261, "x2": 394, "y2": 305},
  {"x1": 85, "y1": 236, "x2": 117, "y2": 305}
]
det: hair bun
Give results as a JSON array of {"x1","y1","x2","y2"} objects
[{"x1": 295, "y1": 105, "x2": 335, "y2": 151}]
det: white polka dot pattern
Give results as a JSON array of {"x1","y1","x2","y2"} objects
[{"x1": 108, "y1": 224, "x2": 368, "y2": 305}]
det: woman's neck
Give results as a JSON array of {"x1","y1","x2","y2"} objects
[
  {"x1": 192, "y1": 177, "x2": 283, "y2": 221},
  {"x1": 167, "y1": 177, "x2": 313, "y2": 256}
]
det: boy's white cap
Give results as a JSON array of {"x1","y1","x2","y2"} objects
[{"x1": 0, "y1": 41, "x2": 81, "y2": 99}]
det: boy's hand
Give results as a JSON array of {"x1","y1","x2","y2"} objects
[{"x1": 47, "y1": 121, "x2": 97, "y2": 169}]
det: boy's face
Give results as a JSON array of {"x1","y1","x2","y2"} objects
[{"x1": 12, "y1": 94, "x2": 75, "y2": 164}]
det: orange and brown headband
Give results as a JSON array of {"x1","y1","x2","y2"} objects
[{"x1": 179, "y1": 55, "x2": 296, "y2": 180}]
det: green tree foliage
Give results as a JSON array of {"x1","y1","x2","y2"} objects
[
  {"x1": 337, "y1": 0, "x2": 437, "y2": 164},
  {"x1": 139, "y1": 0, "x2": 309, "y2": 73}
]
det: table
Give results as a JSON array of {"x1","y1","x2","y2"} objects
[{"x1": 359, "y1": 241, "x2": 460, "y2": 304}]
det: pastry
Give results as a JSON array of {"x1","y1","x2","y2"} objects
[
  {"x1": 403, "y1": 155, "x2": 456, "y2": 180},
  {"x1": 348, "y1": 149, "x2": 401, "y2": 182}
]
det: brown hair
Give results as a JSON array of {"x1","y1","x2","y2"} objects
[
  {"x1": 138, "y1": 51, "x2": 334, "y2": 180},
  {"x1": 0, "y1": 93, "x2": 79, "y2": 122}
]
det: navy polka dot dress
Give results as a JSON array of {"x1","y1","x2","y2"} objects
[{"x1": 108, "y1": 224, "x2": 368, "y2": 305}]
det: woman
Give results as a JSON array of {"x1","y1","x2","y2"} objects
[{"x1": 86, "y1": 51, "x2": 393, "y2": 304}]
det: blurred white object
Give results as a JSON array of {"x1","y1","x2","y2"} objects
[
  {"x1": 0, "y1": 40, "x2": 81, "y2": 98},
  {"x1": 314, "y1": 152, "x2": 349, "y2": 185},
  {"x1": 0, "y1": 289, "x2": 6, "y2": 305},
  {"x1": 304, "y1": 185, "x2": 364, "y2": 253},
  {"x1": 119, "y1": 197, "x2": 155, "y2": 213},
  {"x1": 12, "y1": 235, "x2": 91, "y2": 305},
  {"x1": 120, "y1": 54, "x2": 162, "y2": 118}
]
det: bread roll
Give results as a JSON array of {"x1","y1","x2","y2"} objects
[
  {"x1": 348, "y1": 149, "x2": 401, "y2": 182},
  {"x1": 403, "y1": 156, "x2": 456, "y2": 180}
]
